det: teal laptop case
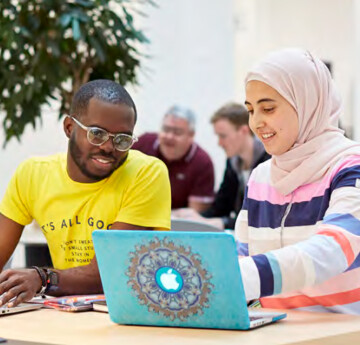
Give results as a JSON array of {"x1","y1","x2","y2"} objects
[{"x1": 93, "y1": 231, "x2": 251, "y2": 329}]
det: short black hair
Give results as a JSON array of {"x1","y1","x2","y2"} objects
[{"x1": 71, "y1": 79, "x2": 137, "y2": 122}]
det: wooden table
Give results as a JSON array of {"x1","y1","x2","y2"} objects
[{"x1": 0, "y1": 308, "x2": 360, "y2": 345}]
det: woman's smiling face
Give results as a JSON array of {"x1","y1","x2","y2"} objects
[{"x1": 245, "y1": 80, "x2": 299, "y2": 156}]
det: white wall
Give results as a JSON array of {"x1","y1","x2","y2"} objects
[
  {"x1": 0, "y1": 105, "x2": 67, "y2": 199},
  {"x1": 129, "y1": 0, "x2": 236, "y2": 185},
  {"x1": 234, "y1": 0, "x2": 355, "y2": 134}
]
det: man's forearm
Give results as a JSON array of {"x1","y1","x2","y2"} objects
[{"x1": 47, "y1": 257, "x2": 103, "y2": 296}]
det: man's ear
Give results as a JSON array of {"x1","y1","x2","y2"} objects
[
  {"x1": 63, "y1": 116, "x2": 73, "y2": 139},
  {"x1": 239, "y1": 124, "x2": 251, "y2": 135}
]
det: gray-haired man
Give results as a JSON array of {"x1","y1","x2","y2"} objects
[{"x1": 133, "y1": 105, "x2": 215, "y2": 212}]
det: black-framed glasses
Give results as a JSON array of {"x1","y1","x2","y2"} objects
[{"x1": 69, "y1": 116, "x2": 138, "y2": 152}]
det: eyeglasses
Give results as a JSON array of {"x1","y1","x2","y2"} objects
[
  {"x1": 69, "y1": 116, "x2": 138, "y2": 152},
  {"x1": 161, "y1": 125, "x2": 187, "y2": 136}
]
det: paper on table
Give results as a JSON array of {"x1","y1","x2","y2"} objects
[{"x1": 30, "y1": 294, "x2": 105, "y2": 312}]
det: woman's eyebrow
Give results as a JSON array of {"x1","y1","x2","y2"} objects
[
  {"x1": 245, "y1": 98, "x2": 276, "y2": 106},
  {"x1": 257, "y1": 98, "x2": 276, "y2": 104}
]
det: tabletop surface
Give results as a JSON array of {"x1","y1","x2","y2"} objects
[{"x1": 1, "y1": 308, "x2": 360, "y2": 345}]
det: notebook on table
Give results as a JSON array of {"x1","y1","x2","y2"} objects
[
  {"x1": 93, "y1": 300, "x2": 108, "y2": 313},
  {"x1": 92, "y1": 230, "x2": 286, "y2": 330}
]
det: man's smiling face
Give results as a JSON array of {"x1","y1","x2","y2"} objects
[{"x1": 65, "y1": 97, "x2": 136, "y2": 183}]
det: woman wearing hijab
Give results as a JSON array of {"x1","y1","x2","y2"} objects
[{"x1": 236, "y1": 48, "x2": 360, "y2": 314}]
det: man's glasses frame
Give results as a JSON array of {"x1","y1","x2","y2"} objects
[{"x1": 68, "y1": 116, "x2": 138, "y2": 152}]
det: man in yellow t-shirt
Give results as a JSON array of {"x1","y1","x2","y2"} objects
[{"x1": 0, "y1": 79, "x2": 171, "y2": 306}]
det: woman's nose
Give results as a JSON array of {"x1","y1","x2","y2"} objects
[{"x1": 252, "y1": 110, "x2": 265, "y2": 128}]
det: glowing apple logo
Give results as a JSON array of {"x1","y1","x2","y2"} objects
[
  {"x1": 155, "y1": 267, "x2": 183, "y2": 293},
  {"x1": 161, "y1": 269, "x2": 179, "y2": 290}
]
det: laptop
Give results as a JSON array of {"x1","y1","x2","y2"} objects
[
  {"x1": 92, "y1": 230, "x2": 286, "y2": 330},
  {"x1": 0, "y1": 303, "x2": 42, "y2": 316}
]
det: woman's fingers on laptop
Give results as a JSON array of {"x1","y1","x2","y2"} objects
[{"x1": 0, "y1": 268, "x2": 42, "y2": 307}]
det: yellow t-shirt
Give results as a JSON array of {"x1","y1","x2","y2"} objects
[{"x1": 0, "y1": 150, "x2": 171, "y2": 269}]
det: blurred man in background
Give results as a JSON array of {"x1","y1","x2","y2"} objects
[
  {"x1": 133, "y1": 105, "x2": 215, "y2": 212},
  {"x1": 174, "y1": 102, "x2": 270, "y2": 229}
]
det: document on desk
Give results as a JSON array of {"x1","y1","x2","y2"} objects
[{"x1": 30, "y1": 294, "x2": 106, "y2": 312}]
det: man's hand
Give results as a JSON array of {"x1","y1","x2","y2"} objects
[{"x1": 0, "y1": 268, "x2": 42, "y2": 307}]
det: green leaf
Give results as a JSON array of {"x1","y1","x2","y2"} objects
[
  {"x1": 72, "y1": 18, "x2": 81, "y2": 41},
  {"x1": 47, "y1": 40, "x2": 61, "y2": 57},
  {"x1": 19, "y1": 26, "x2": 32, "y2": 38},
  {"x1": 0, "y1": 0, "x2": 154, "y2": 145},
  {"x1": 74, "y1": 0, "x2": 94, "y2": 8},
  {"x1": 70, "y1": 8, "x2": 91, "y2": 23},
  {"x1": 89, "y1": 36, "x2": 106, "y2": 63},
  {"x1": 123, "y1": 7, "x2": 134, "y2": 24},
  {"x1": 60, "y1": 13, "x2": 72, "y2": 27},
  {"x1": 134, "y1": 30, "x2": 150, "y2": 44},
  {"x1": 25, "y1": 86, "x2": 33, "y2": 102}
]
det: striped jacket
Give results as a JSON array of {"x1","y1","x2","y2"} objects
[{"x1": 235, "y1": 155, "x2": 360, "y2": 314}]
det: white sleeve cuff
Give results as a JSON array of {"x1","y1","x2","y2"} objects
[{"x1": 239, "y1": 256, "x2": 261, "y2": 301}]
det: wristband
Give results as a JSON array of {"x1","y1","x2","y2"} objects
[
  {"x1": 31, "y1": 266, "x2": 47, "y2": 296},
  {"x1": 43, "y1": 268, "x2": 59, "y2": 294}
]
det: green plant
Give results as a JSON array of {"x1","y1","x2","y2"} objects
[{"x1": 0, "y1": 0, "x2": 153, "y2": 145}]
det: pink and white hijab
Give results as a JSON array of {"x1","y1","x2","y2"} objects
[{"x1": 245, "y1": 48, "x2": 360, "y2": 196}]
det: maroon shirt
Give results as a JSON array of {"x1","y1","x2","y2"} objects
[{"x1": 132, "y1": 133, "x2": 215, "y2": 209}]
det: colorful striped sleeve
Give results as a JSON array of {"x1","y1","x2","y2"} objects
[
  {"x1": 238, "y1": 159, "x2": 360, "y2": 302},
  {"x1": 235, "y1": 187, "x2": 250, "y2": 258}
]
